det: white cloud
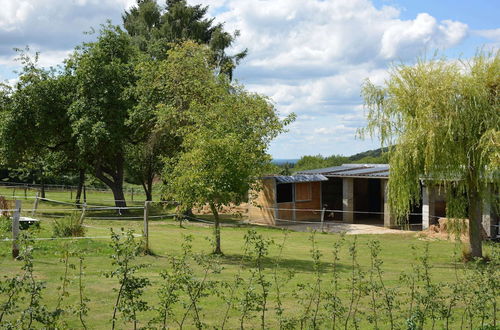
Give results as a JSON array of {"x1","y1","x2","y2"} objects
[
  {"x1": 474, "y1": 28, "x2": 500, "y2": 41},
  {"x1": 192, "y1": 0, "x2": 471, "y2": 157},
  {"x1": 0, "y1": 0, "x2": 480, "y2": 158}
]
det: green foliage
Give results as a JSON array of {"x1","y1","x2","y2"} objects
[
  {"x1": 158, "y1": 42, "x2": 293, "y2": 253},
  {"x1": 105, "y1": 229, "x2": 150, "y2": 329},
  {"x1": 0, "y1": 228, "x2": 499, "y2": 328},
  {"x1": 0, "y1": 216, "x2": 10, "y2": 239},
  {"x1": 362, "y1": 51, "x2": 500, "y2": 257},
  {"x1": 52, "y1": 213, "x2": 85, "y2": 238},
  {"x1": 123, "y1": 0, "x2": 246, "y2": 78}
]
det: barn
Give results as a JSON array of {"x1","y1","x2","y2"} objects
[{"x1": 247, "y1": 164, "x2": 499, "y2": 238}]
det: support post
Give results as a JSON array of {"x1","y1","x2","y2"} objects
[
  {"x1": 79, "y1": 203, "x2": 87, "y2": 224},
  {"x1": 31, "y1": 192, "x2": 40, "y2": 216},
  {"x1": 12, "y1": 200, "x2": 21, "y2": 259},
  {"x1": 422, "y1": 184, "x2": 435, "y2": 230},
  {"x1": 482, "y1": 197, "x2": 492, "y2": 238},
  {"x1": 342, "y1": 178, "x2": 354, "y2": 223},
  {"x1": 143, "y1": 201, "x2": 150, "y2": 251},
  {"x1": 320, "y1": 207, "x2": 326, "y2": 232},
  {"x1": 382, "y1": 179, "x2": 397, "y2": 228}
]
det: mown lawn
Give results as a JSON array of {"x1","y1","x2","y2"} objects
[{"x1": 1, "y1": 208, "x2": 497, "y2": 329}]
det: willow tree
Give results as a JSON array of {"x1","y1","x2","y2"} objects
[{"x1": 362, "y1": 51, "x2": 499, "y2": 258}]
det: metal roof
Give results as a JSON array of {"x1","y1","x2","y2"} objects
[
  {"x1": 297, "y1": 164, "x2": 390, "y2": 179},
  {"x1": 270, "y1": 174, "x2": 329, "y2": 184}
]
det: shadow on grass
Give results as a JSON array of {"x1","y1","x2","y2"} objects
[{"x1": 219, "y1": 253, "x2": 348, "y2": 273}]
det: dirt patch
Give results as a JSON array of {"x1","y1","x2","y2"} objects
[{"x1": 273, "y1": 222, "x2": 412, "y2": 235}]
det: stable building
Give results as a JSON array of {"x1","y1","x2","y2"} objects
[{"x1": 247, "y1": 164, "x2": 499, "y2": 238}]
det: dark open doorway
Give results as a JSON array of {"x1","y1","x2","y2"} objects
[
  {"x1": 354, "y1": 178, "x2": 383, "y2": 224},
  {"x1": 321, "y1": 178, "x2": 343, "y2": 220}
]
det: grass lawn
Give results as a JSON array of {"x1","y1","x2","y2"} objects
[{"x1": 1, "y1": 212, "x2": 498, "y2": 329}]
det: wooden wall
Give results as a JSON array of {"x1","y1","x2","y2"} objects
[
  {"x1": 295, "y1": 182, "x2": 322, "y2": 221},
  {"x1": 248, "y1": 178, "x2": 277, "y2": 225}
]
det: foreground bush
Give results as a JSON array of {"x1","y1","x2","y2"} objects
[
  {"x1": 52, "y1": 213, "x2": 85, "y2": 238},
  {"x1": 1, "y1": 230, "x2": 498, "y2": 329}
]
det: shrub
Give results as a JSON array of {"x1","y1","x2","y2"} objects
[
  {"x1": 0, "y1": 215, "x2": 11, "y2": 239},
  {"x1": 52, "y1": 213, "x2": 85, "y2": 238}
]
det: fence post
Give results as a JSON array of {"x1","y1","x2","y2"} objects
[
  {"x1": 320, "y1": 207, "x2": 326, "y2": 233},
  {"x1": 12, "y1": 200, "x2": 21, "y2": 259},
  {"x1": 79, "y1": 203, "x2": 87, "y2": 224},
  {"x1": 24, "y1": 185, "x2": 27, "y2": 199},
  {"x1": 131, "y1": 189, "x2": 134, "y2": 202},
  {"x1": 143, "y1": 201, "x2": 150, "y2": 251},
  {"x1": 31, "y1": 192, "x2": 40, "y2": 216},
  {"x1": 70, "y1": 188, "x2": 73, "y2": 201},
  {"x1": 12, "y1": 187, "x2": 15, "y2": 198}
]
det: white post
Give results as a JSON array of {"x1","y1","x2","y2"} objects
[
  {"x1": 31, "y1": 192, "x2": 40, "y2": 216},
  {"x1": 342, "y1": 178, "x2": 354, "y2": 223},
  {"x1": 482, "y1": 198, "x2": 492, "y2": 238},
  {"x1": 320, "y1": 207, "x2": 326, "y2": 232},
  {"x1": 143, "y1": 201, "x2": 150, "y2": 251},
  {"x1": 12, "y1": 200, "x2": 21, "y2": 259},
  {"x1": 422, "y1": 185, "x2": 435, "y2": 230}
]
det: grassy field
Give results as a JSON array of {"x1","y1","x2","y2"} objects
[{"x1": 0, "y1": 191, "x2": 498, "y2": 329}]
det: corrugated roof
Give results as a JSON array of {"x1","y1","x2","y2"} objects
[
  {"x1": 271, "y1": 174, "x2": 329, "y2": 183},
  {"x1": 297, "y1": 164, "x2": 390, "y2": 178}
]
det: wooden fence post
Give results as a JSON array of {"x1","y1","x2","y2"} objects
[
  {"x1": 131, "y1": 189, "x2": 134, "y2": 202},
  {"x1": 320, "y1": 207, "x2": 326, "y2": 233},
  {"x1": 24, "y1": 185, "x2": 27, "y2": 199},
  {"x1": 70, "y1": 188, "x2": 73, "y2": 201},
  {"x1": 31, "y1": 192, "x2": 40, "y2": 216},
  {"x1": 79, "y1": 203, "x2": 87, "y2": 224},
  {"x1": 12, "y1": 200, "x2": 21, "y2": 259},
  {"x1": 143, "y1": 201, "x2": 150, "y2": 251}
]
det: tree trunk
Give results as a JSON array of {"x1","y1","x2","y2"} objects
[
  {"x1": 468, "y1": 189, "x2": 483, "y2": 258},
  {"x1": 209, "y1": 202, "x2": 222, "y2": 255},
  {"x1": 142, "y1": 176, "x2": 153, "y2": 202},
  {"x1": 94, "y1": 161, "x2": 127, "y2": 210},
  {"x1": 40, "y1": 177, "x2": 46, "y2": 199},
  {"x1": 75, "y1": 169, "x2": 85, "y2": 205}
]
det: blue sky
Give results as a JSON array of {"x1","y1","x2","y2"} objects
[{"x1": 0, "y1": 0, "x2": 498, "y2": 159}]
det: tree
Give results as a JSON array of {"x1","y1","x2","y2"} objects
[
  {"x1": 68, "y1": 25, "x2": 138, "y2": 208},
  {"x1": 160, "y1": 42, "x2": 293, "y2": 254},
  {"x1": 362, "y1": 52, "x2": 500, "y2": 258},
  {"x1": 123, "y1": 0, "x2": 246, "y2": 78},
  {"x1": 0, "y1": 50, "x2": 82, "y2": 199}
]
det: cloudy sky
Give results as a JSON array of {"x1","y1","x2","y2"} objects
[{"x1": 0, "y1": 0, "x2": 498, "y2": 159}]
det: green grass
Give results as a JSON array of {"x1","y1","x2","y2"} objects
[
  {"x1": 1, "y1": 213, "x2": 497, "y2": 329},
  {"x1": 0, "y1": 189, "x2": 497, "y2": 329}
]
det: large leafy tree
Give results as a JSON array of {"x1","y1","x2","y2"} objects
[
  {"x1": 158, "y1": 43, "x2": 293, "y2": 254},
  {"x1": 68, "y1": 25, "x2": 138, "y2": 208},
  {"x1": 123, "y1": 0, "x2": 247, "y2": 200},
  {"x1": 0, "y1": 51, "x2": 81, "y2": 198},
  {"x1": 362, "y1": 52, "x2": 500, "y2": 258},
  {"x1": 123, "y1": 0, "x2": 246, "y2": 78}
]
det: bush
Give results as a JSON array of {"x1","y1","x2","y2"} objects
[
  {"x1": 52, "y1": 213, "x2": 85, "y2": 238},
  {"x1": 0, "y1": 215, "x2": 11, "y2": 239}
]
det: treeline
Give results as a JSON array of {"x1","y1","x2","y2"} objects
[
  {"x1": 1, "y1": 230, "x2": 498, "y2": 329},
  {"x1": 274, "y1": 147, "x2": 389, "y2": 174},
  {"x1": 0, "y1": 1, "x2": 292, "y2": 248}
]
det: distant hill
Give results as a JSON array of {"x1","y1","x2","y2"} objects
[{"x1": 348, "y1": 147, "x2": 388, "y2": 162}]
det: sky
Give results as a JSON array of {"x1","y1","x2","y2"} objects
[{"x1": 0, "y1": 0, "x2": 498, "y2": 159}]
